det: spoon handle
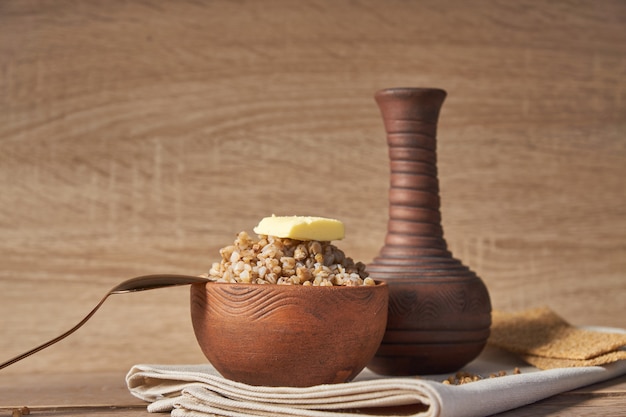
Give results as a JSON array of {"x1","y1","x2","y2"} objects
[
  {"x1": 0, "y1": 292, "x2": 112, "y2": 370},
  {"x1": 0, "y1": 274, "x2": 208, "y2": 371}
]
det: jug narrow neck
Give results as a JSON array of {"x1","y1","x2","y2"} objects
[{"x1": 375, "y1": 88, "x2": 448, "y2": 249}]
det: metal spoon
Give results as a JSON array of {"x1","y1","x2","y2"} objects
[{"x1": 0, "y1": 274, "x2": 209, "y2": 371}]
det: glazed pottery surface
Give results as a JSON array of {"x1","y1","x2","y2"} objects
[
  {"x1": 190, "y1": 281, "x2": 388, "y2": 387},
  {"x1": 367, "y1": 87, "x2": 492, "y2": 375}
]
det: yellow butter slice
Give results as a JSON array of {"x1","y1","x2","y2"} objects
[{"x1": 253, "y1": 215, "x2": 345, "y2": 241}]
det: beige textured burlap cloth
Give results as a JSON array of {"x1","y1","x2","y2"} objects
[{"x1": 126, "y1": 308, "x2": 626, "y2": 417}]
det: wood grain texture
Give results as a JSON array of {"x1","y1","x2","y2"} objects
[{"x1": 0, "y1": 0, "x2": 625, "y2": 380}]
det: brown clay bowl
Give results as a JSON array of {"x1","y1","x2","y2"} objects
[{"x1": 190, "y1": 281, "x2": 388, "y2": 387}]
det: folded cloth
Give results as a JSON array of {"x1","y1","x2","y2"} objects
[{"x1": 126, "y1": 349, "x2": 626, "y2": 417}]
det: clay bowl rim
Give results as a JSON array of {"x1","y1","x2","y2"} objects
[{"x1": 191, "y1": 279, "x2": 388, "y2": 291}]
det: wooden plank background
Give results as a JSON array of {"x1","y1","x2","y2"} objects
[{"x1": 0, "y1": 0, "x2": 624, "y2": 375}]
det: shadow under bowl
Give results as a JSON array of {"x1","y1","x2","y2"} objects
[{"x1": 190, "y1": 281, "x2": 388, "y2": 387}]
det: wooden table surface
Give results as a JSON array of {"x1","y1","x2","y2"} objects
[{"x1": 1, "y1": 0, "x2": 624, "y2": 415}]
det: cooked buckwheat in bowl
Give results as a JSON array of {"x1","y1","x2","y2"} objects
[{"x1": 191, "y1": 215, "x2": 388, "y2": 387}]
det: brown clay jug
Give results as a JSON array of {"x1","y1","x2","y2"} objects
[{"x1": 366, "y1": 87, "x2": 492, "y2": 375}]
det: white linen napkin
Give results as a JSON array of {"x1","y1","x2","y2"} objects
[{"x1": 126, "y1": 345, "x2": 626, "y2": 417}]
